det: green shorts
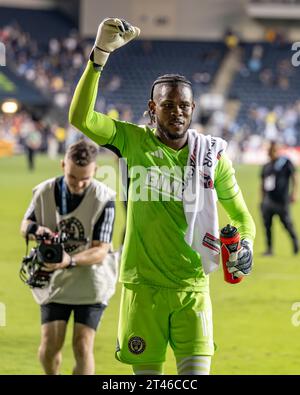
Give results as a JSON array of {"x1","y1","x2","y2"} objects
[{"x1": 115, "y1": 283, "x2": 214, "y2": 365}]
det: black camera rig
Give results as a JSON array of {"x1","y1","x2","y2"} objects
[{"x1": 20, "y1": 230, "x2": 87, "y2": 288}]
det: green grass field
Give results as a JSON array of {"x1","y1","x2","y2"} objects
[{"x1": 1, "y1": 154, "x2": 300, "y2": 375}]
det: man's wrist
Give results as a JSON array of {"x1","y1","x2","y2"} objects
[
  {"x1": 66, "y1": 256, "x2": 77, "y2": 269},
  {"x1": 89, "y1": 48, "x2": 107, "y2": 70},
  {"x1": 26, "y1": 222, "x2": 39, "y2": 236}
]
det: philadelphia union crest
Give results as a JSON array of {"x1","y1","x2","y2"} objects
[
  {"x1": 128, "y1": 336, "x2": 146, "y2": 354},
  {"x1": 59, "y1": 217, "x2": 85, "y2": 253}
]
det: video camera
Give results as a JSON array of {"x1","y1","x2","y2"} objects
[
  {"x1": 20, "y1": 229, "x2": 88, "y2": 288},
  {"x1": 36, "y1": 232, "x2": 68, "y2": 263}
]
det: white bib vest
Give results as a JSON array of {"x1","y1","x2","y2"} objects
[{"x1": 30, "y1": 178, "x2": 118, "y2": 305}]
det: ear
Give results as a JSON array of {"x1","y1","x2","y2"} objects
[
  {"x1": 148, "y1": 100, "x2": 156, "y2": 114},
  {"x1": 192, "y1": 102, "x2": 196, "y2": 111},
  {"x1": 61, "y1": 159, "x2": 65, "y2": 171}
]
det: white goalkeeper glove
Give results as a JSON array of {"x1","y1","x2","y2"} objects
[
  {"x1": 226, "y1": 240, "x2": 253, "y2": 278},
  {"x1": 90, "y1": 18, "x2": 140, "y2": 68}
]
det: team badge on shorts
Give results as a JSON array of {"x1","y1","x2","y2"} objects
[{"x1": 128, "y1": 336, "x2": 146, "y2": 354}]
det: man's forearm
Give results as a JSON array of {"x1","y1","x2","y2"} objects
[
  {"x1": 69, "y1": 60, "x2": 116, "y2": 145},
  {"x1": 20, "y1": 220, "x2": 54, "y2": 240},
  {"x1": 219, "y1": 190, "x2": 256, "y2": 242},
  {"x1": 69, "y1": 17, "x2": 140, "y2": 149},
  {"x1": 215, "y1": 155, "x2": 256, "y2": 242},
  {"x1": 72, "y1": 245, "x2": 110, "y2": 266},
  {"x1": 20, "y1": 219, "x2": 32, "y2": 238}
]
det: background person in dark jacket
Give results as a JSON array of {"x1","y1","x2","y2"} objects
[{"x1": 261, "y1": 141, "x2": 299, "y2": 256}]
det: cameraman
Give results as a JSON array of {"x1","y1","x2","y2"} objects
[{"x1": 20, "y1": 139, "x2": 116, "y2": 375}]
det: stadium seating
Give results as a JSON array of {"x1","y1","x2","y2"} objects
[
  {"x1": 0, "y1": 67, "x2": 49, "y2": 106},
  {"x1": 0, "y1": 8, "x2": 226, "y2": 124},
  {"x1": 96, "y1": 40, "x2": 226, "y2": 122},
  {"x1": 0, "y1": 7, "x2": 75, "y2": 44},
  {"x1": 2, "y1": 8, "x2": 299, "y2": 144},
  {"x1": 228, "y1": 42, "x2": 300, "y2": 144}
]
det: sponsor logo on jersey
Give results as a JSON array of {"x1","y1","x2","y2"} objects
[
  {"x1": 149, "y1": 149, "x2": 164, "y2": 159},
  {"x1": 128, "y1": 336, "x2": 146, "y2": 354},
  {"x1": 145, "y1": 166, "x2": 183, "y2": 201}
]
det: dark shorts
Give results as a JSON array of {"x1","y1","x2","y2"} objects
[{"x1": 41, "y1": 303, "x2": 107, "y2": 331}]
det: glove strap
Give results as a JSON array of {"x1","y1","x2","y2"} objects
[
  {"x1": 243, "y1": 239, "x2": 254, "y2": 250},
  {"x1": 89, "y1": 48, "x2": 105, "y2": 70},
  {"x1": 95, "y1": 45, "x2": 110, "y2": 54}
]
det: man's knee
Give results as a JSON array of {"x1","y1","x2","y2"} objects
[
  {"x1": 39, "y1": 322, "x2": 66, "y2": 360},
  {"x1": 73, "y1": 336, "x2": 94, "y2": 361},
  {"x1": 38, "y1": 340, "x2": 62, "y2": 361},
  {"x1": 279, "y1": 212, "x2": 294, "y2": 230}
]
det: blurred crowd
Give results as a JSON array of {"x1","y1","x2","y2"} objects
[
  {"x1": 239, "y1": 103, "x2": 300, "y2": 146},
  {"x1": 0, "y1": 110, "x2": 81, "y2": 158},
  {"x1": 204, "y1": 102, "x2": 300, "y2": 162},
  {"x1": 238, "y1": 45, "x2": 293, "y2": 90},
  {"x1": 0, "y1": 21, "x2": 300, "y2": 162},
  {"x1": 0, "y1": 22, "x2": 133, "y2": 118},
  {"x1": 0, "y1": 22, "x2": 135, "y2": 159},
  {"x1": 0, "y1": 22, "x2": 89, "y2": 109}
]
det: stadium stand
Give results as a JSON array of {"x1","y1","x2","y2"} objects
[
  {"x1": 228, "y1": 42, "x2": 300, "y2": 145},
  {"x1": 0, "y1": 67, "x2": 49, "y2": 106},
  {"x1": 1, "y1": 5, "x2": 300, "y2": 155},
  {"x1": 98, "y1": 40, "x2": 226, "y2": 122},
  {"x1": 0, "y1": 6, "x2": 75, "y2": 43},
  {"x1": 1, "y1": 11, "x2": 227, "y2": 124}
]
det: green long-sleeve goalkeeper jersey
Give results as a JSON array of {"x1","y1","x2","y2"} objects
[{"x1": 69, "y1": 61, "x2": 256, "y2": 291}]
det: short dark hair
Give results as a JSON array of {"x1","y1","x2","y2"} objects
[
  {"x1": 146, "y1": 74, "x2": 193, "y2": 125},
  {"x1": 150, "y1": 74, "x2": 193, "y2": 100},
  {"x1": 66, "y1": 139, "x2": 98, "y2": 166}
]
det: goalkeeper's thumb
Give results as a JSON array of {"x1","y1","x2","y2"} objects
[{"x1": 90, "y1": 17, "x2": 140, "y2": 68}]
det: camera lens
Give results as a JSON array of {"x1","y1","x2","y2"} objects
[
  {"x1": 44, "y1": 248, "x2": 55, "y2": 261},
  {"x1": 38, "y1": 243, "x2": 63, "y2": 263}
]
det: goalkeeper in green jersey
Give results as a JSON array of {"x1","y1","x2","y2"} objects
[{"x1": 69, "y1": 18, "x2": 256, "y2": 375}]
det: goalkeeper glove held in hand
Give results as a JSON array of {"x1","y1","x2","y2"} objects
[
  {"x1": 226, "y1": 239, "x2": 253, "y2": 278},
  {"x1": 90, "y1": 17, "x2": 140, "y2": 68}
]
